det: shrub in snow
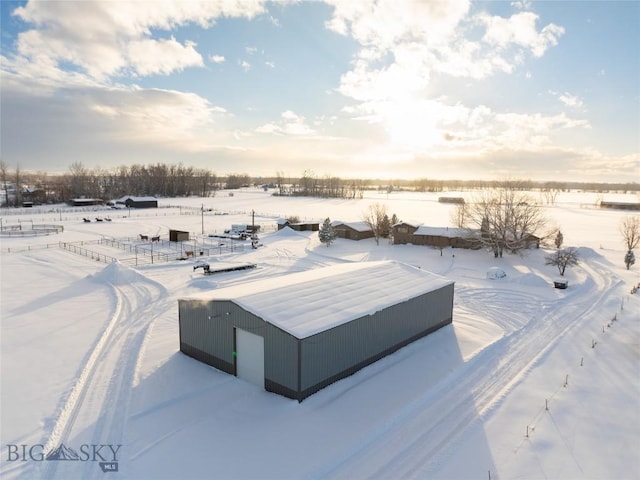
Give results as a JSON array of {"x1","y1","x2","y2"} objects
[
  {"x1": 624, "y1": 250, "x2": 635, "y2": 270},
  {"x1": 554, "y1": 230, "x2": 564, "y2": 249},
  {"x1": 486, "y1": 267, "x2": 507, "y2": 279}
]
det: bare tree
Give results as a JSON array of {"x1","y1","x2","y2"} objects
[
  {"x1": 450, "y1": 202, "x2": 468, "y2": 228},
  {"x1": 68, "y1": 161, "x2": 88, "y2": 198},
  {"x1": 0, "y1": 161, "x2": 9, "y2": 207},
  {"x1": 620, "y1": 216, "x2": 640, "y2": 251},
  {"x1": 14, "y1": 163, "x2": 22, "y2": 207},
  {"x1": 463, "y1": 188, "x2": 547, "y2": 257},
  {"x1": 276, "y1": 170, "x2": 285, "y2": 196},
  {"x1": 545, "y1": 247, "x2": 579, "y2": 276},
  {"x1": 363, "y1": 203, "x2": 388, "y2": 246}
]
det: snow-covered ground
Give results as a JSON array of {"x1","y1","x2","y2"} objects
[{"x1": 1, "y1": 189, "x2": 639, "y2": 480}]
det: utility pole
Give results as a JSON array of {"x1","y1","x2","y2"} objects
[{"x1": 201, "y1": 203, "x2": 204, "y2": 235}]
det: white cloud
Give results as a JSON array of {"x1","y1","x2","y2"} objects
[
  {"x1": 210, "y1": 54, "x2": 226, "y2": 64},
  {"x1": 558, "y1": 92, "x2": 584, "y2": 109},
  {"x1": 1, "y1": 80, "x2": 233, "y2": 172},
  {"x1": 326, "y1": 0, "x2": 572, "y2": 167},
  {"x1": 239, "y1": 60, "x2": 251, "y2": 72},
  {"x1": 245, "y1": 46, "x2": 258, "y2": 55},
  {"x1": 127, "y1": 38, "x2": 203, "y2": 76},
  {"x1": 256, "y1": 111, "x2": 316, "y2": 136},
  {"x1": 7, "y1": 0, "x2": 267, "y2": 82},
  {"x1": 325, "y1": 0, "x2": 469, "y2": 50},
  {"x1": 479, "y1": 11, "x2": 564, "y2": 58}
]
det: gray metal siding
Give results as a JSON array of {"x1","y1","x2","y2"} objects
[
  {"x1": 180, "y1": 282, "x2": 454, "y2": 401},
  {"x1": 179, "y1": 299, "x2": 299, "y2": 392},
  {"x1": 299, "y1": 284, "x2": 453, "y2": 392}
]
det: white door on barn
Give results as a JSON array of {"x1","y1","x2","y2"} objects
[{"x1": 235, "y1": 328, "x2": 265, "y2": 388}]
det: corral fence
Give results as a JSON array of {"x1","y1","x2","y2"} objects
[
  {"x1": 53, "y1": 234, "x2": 254, "y2": 266},
  {"x1": 58, "y1": 241, "x2": 132, "y2": 265},
  {"x1": 0, "y1": 224, "x2": 64, "y2": 237},
  {"x1": 98, "y1": 235, "x2": 250, "y2": 263}
]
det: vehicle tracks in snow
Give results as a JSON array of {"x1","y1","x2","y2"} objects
[
  {"x1": 36, "y1": 266, "x2": 172, "y2": 480},
  {"x1": 315, "y1": 256, "x2": 619, "y2": 479}
]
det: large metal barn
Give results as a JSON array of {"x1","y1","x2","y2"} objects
[{"x1": 178, "y1": 260, "x2": 454, "y2": 401}]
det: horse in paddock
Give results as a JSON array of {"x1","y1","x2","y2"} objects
[
  {"x1": 140, "y1": 234, "x2": 149, "y2": 241},
  {"x1": 184, "y1": 250, "x2": 194, "y2": 257},
  {"x1": 151, "y1": 235, "x2": 160, "y2": 242}
]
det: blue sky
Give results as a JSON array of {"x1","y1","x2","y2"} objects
[{"x1": 1, "y1": 0, "x2": 638, "y2": 182}]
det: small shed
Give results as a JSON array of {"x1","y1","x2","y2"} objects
[
  {"x1": 69, "y1": 198, "x2": 104, "y2": 207},
  {"x1": 179, "y1": 260, "x2": 454, "y2": 401},
  {"x1": 554, "y1": 279, "x2": 568, "y2": 289},
  {"x1": 599, "y1": 201, "x2": 640, "y2": 211},
  {"x1": 331, "y1": 220, "x2": 375, "y2": 240},
  {"x1": 438, "y1": 197, "x2": 465, "y2": 204},
  {"x1": 116, "y1": 195, "x2": 158, "y2": 209},
  {"x1": 170, "y1": 229, "x2": 190, "y2": 242},
  {"x1": 277, "y1": 219, "x2": 320, "y2": 232}
]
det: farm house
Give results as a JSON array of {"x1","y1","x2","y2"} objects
[
  {"x1": 178, "y1": 260, "x2": 454, "y2": 401},
  {"x1": 331, "y1": 220, "x2": 375, "y2": 240},
  {"x1": 393, "y1": 223, "x2": 480, "y2": 249}
]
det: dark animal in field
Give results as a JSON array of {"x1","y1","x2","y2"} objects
[
  {"x1": 184, "y1": 250, "x2": 194, "y2": 257},
  {"x1": 95, "y1": 217, "x2": 103, "y2": 222},
  {"x1": 140, "y1": 234, "x2": 149, "y2": 241},
  {"x1": 151, "y1": 235, "x2": 160, "y2": 242},
  {"x1": 83, "y1": 218, "x2": 91, "y2": 223}
]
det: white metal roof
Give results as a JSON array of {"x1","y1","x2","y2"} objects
[
  {"x1": 116, "y1": 195, "x2": 157, "y2": 202},
  {"x1": 331, "y1": 220, "x2": 373, "y2": 232},
  {"x1": 413, "y1": 226, "x2": 475, "y2": 237},
  {"x1": 183, "y1": 260, "x2": 453, "y2": 339}
]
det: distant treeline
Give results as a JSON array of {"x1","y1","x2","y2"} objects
[{"x1": 0, "y1": 160, "x2": 638, "y2": 207}]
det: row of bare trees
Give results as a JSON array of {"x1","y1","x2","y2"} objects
[
  {"x1": 0, "y1": 161, "x2": 222, "y2": 205},
  {"x1": 276, "y1": 170, "x2": 367, "y2": 199}
]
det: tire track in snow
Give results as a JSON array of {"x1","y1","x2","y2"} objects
[
  {"x1": 37, "y1": 267, "x2": 171, "y2": 480},
  {"x1": 316, "y1": 256, "x2": 618, "y2": 479}
]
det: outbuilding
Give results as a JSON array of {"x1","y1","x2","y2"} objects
[
  {"x1": 116, "y1": 195, "x2": 158, "y2": 209},
  {"x1": 276, "y1": 218, "x2": 320, "y2": 231},
  {"x1": 178, "y1": 260, "x2": 454, "y2": 401},
  {"x1": 169, "y1": 229, "x2": 190, "y2": 242},
  {"x1": 330, "y1": 220, "x2": 375, "y2": 240}
]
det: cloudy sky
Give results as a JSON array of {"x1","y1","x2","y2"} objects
[{"x1": 1, "y1": 0, "x2": 638, "y2": 182}]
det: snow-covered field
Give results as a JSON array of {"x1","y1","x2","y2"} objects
[{"x1": 1, "y1": 189, "x2": 639, "y2": 480}]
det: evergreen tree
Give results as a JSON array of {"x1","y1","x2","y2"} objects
[
  {"x1": 624, "y1": 250, "x2": 635, "y2": 270},
  {"x1": 380, "y1": 214, "x2": 391, "y2": 238},
  {"x1": 319, "y1": 217, "x2": 336, "y2": 247}
]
